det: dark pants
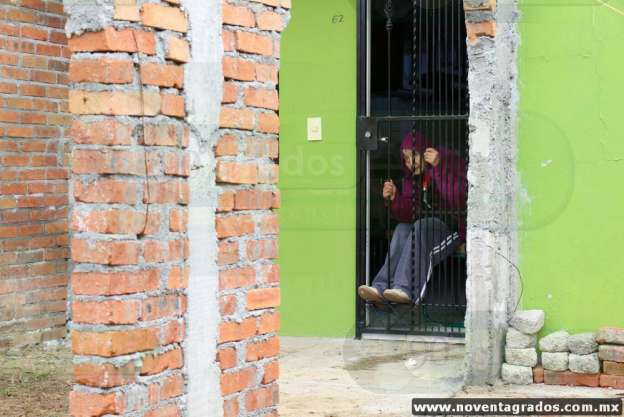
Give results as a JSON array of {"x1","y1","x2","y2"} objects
[{"x1": 371, "y1": 217, "x2": 460, "y2": 303}]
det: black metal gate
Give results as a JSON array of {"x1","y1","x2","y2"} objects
[{"x1": 356, "y1": 0, "x2": 469, "y2": 338}]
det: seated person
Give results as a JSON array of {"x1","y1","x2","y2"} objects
[{"x1": 358, "y1": 131, "x2": 467, "y2": 305}]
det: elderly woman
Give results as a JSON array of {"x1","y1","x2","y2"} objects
[{"x1": 358, "y1": 131, "x2": 467, "y2": 305}]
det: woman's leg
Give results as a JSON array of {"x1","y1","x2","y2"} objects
[
  {"x1": 370, "y1": 223, "x2": 411, "y2": 294},
  {"x1": 391, "y1": 218, "x2": 461, "y2": 302}
]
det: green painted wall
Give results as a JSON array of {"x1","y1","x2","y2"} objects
[
  {"x1": 279, "y1": 0, "x2": 357, "y2": 337},
  {"x1": 517, "y1": 0, "x2": 624, "y2": 335}
]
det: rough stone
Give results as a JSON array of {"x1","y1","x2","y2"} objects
[
  {"x1": 568, "y1": 333, "x2": 598, "y2": 355},
  {"x1": 539, "y1": 330, "x2": 569, "y2": 352},
  {"x1": 598, "y1": 345, "x2": 624, "y2": 363},
  {"x1": 541, "y1": 352, "x2": 569, "y2": 372},
  {"x1": 501, "y1": 363, "x2": 533, "y2": 385},
  {"x1": 509, "y1": 310, "x2": 545, "y2": 335},
  {"x1": 596, "y1": 327, "x2": 624, "y2": 345},
  {"x1": 506, "y1": 328, "x2": 536, "y2": 349},
  {"x1": 505, "y1": 348, "x2": 538, "y2": 367},
  {"x1": 568, "y1": 353, "x2": 600, "y2": 374}
]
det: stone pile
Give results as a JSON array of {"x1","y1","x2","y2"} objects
[
  {"x1": 501, "y1": 310, "x2": 544, "y2": 385},
  {"x1": 539, "y1": 331, "x2": 601, "y2": 387},
  {"x1": 502, "y1": 323, "x2": 624, "y2": 388},
  {"x1": 597, "y1": 327, "x2": 624, "y2": 389}
]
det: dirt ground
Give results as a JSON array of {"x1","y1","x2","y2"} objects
[{"x1": 0, "y1": 344, "x2": 71, "y2": 417}]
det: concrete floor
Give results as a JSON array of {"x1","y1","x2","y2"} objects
[{"x1": 279, "y1": 337, "x2": 624, "y2": 417}]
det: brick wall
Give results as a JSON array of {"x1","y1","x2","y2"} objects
[
  {"x1": 0, "y1": 0, "x2": 70, "y2": 349},
  {"x1": 65, "y1": 2, "x2": 190, "y2": 416},
  {"x1": 216, "y1": 1, "x2": 289, "y2": 416}
]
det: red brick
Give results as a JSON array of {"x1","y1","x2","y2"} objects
[
  {"x1": 218, "y1": 190, "x2": 235, "y2": 212},
  {"x1": 220, "y1": 107, "x2": 255, "y2": 130},
  {"x1": 166, "y1": 36, "x2": 190, "y2": 63},
  {"x1": 262, "y1": 361, "x2": 279, "y2": 384},
  {"x1": 235, "y1": 189, "x2": 273, "y2": 210},
  {"x1": 141, "y1": 3, "x2": 188, "y2": 32},
  {"x1": 256, "y1": 11, "x2": 284, "y2": 31},
  {"x1": 71, "y1": 238, "x2": 140, "y2": 265},
  {"x1": 246, "y1": 336, "x2": 279, "y2": 361},
  {"x1": 533, "y1": 366, "x2": 544, "y2": 384},
  {"x1": 69, "y1": 58, "x2": 134, "y2": 83},
  {"x1": 603, "y1": 361, "x2": 624, "y2": 376},
  {"x1": 219, "y1": 267, "x2": 255, "y2": 290},
  {"x1": 69, "y1": 391, "x2": 124, "y2": 417},
  {"x1": 140, "y1": 63, "x2": 184, "y2": 88},
  {"x1": 260, "y1": 214, "x2": 279, "y2": 234},
  {"x1": 148, "y1": 374, "x2": 184, "y2": 403},
  {"x1": 72, "y1": 328, "x2": 160, "y2": 357},
  {"x1": 258, "y1": 312, "x2": 280, "y2": 334},
  {"x1": 224, "y1": 398, "x2": 239, "y2": 417},
  {"x1": 216, "y1": 214, "x2": 255, "y2": 238},
  {"x1": 466, "y1": 21, "x2": 496, "y2": 44},
  {"x1": 216, "y1": 134, "x2": 239, "y2": 156},
  {"x1": 68, "y1": 119, "x2": 133, "y2": 146},
  {"x1": 223, "y1": 57, "x2": 255, "y2": 81},
  {"x1": 244, "y1": 88, "x2": 279, "y2": 110},
  {"x1": 169, "y1": 208, "x2": 188, "y2": 232},
  {"x1": 144, "y1": 404, "x2": 181, "y2": 417},
  {"x1": 71, "y1": 209, "x2": 147, "y2": 234},
  {"x1": 74, "y1": 362, "x2": 136, "y2": 388},
  {"x1": 246, "y1": 239, "x2": 278, "y2": 261},
  {"x1": 254, "y1": 63, "x2": 278, "y2": 83},
  {"x1": 73, "y1": 300, "x2": 140, "y2": 324},
  {"x1": 141, "y1": 295, "x2": 186, "y2": 321},
  {"x1": 68, "y1": 27, "x2": 155, "y2": 54},
  {"x1": 258, "y1": 112, "x2": 279, "y2": 133},
  {"x1": 247, "y1": 288, "x2": 280, "y2": 310},
  {"x1": 245, "y1": 385, "x2": 278, "y2": 412},
  {"x1": 218, "y1": 347, "x2": 237, "y2": 370},
  {"x1": 144, "y1": 180, "x2": 189, "y2": 204},
  {"x1": 223, "y1": 30, "x2": 236, "y2": 52},
  {"x1": 223, "y1": 3, "x2": 256, "y2": 27},
  {"x1": 235, "y1": 31, "x2": 273, "y2": 56},
  {"x1": 222, "y1": 82, "x2": 239, "y2": 104},
  {"x1": 143, "y1": 124, "x2": 184, "y2": 147},
  {"x1": 600, "y1": 374, "x2": 624, "y2": 389},
  {"x1": 69, "y1": 90, "x2": 161, "y2": 116},
  {"x1": 219, "y1": 318, "x2": 256, "y2": 343},
  {"x1": 543, "y1": 370, "x2": 600, "y2": 388},
  {"x1": 245, "y1": 137, "x2": 279, "y2": 159},
  {"x1": 221, "y1": 367, "x2": 255, "y2": 395},
  {"x1": 220, "y1": 295, "x2": 237, "y2": 316},
  {"x1": 161, "y1": 93, "x2": 186, "y2": 117},
  {"x1": 218, "y1": 241, "x2": 239, "y2": 266},
  {"x1": 167, "y1": 266, "x2": 189, "y2": 290},
  {"x1": 141, "y1": 348, "x2": 184, "y2": 375},
  {"x1": 216, "y1": 161, "x2": 258, "y2": 184},
  {"x1": 74, "y1": 179, "x2": 140, "y2": 204}
]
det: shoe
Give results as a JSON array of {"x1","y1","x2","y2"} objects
[
  {"x1": 358, "y1": 285, "x2": 384, "y2": 304},
  {"x1": 383, "y1": 288, "x2": 411, "y2": 304}
]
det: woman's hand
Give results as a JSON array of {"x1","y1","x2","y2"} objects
[
  {"x1": 382, "y1": 180, "x2": 397, "y2": 201},
  {"x1": 424, "y1": 148, "x2": 440, "y2": 167}
]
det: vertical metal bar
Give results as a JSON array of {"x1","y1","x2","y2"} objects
[{"x1": 384, "y1": 0, "x2": 393, "y2": 333}]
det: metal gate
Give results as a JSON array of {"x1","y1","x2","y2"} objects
[{"x1": 356, "y1": 0, "x2": 469, "y2": 338}]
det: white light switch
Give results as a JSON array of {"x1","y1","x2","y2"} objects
[{"x1": 307, "y1": 117, "x2": 322, "y2": 141}]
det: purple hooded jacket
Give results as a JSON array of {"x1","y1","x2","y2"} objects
[{"x1": 389, "y1": 132, "x2": 468, "y2": 241}]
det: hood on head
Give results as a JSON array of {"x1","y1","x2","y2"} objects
[{"x1": 400, "y1": 131, "x2": 430, "y2": 177}]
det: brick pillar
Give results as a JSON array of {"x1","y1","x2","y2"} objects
[
  {"x1": 216, "y1": 1, "x2": 289, "y2": 416},
  {"x1": 66, "y1": 2, "x2": 190, "y2": 416},
  {"x1": 0, "y1": 0, "x2": 70, "y2": 349}
]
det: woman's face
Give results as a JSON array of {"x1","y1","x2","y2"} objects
[{"x1": 403, "y1": 149, "x2": 423, "y2": 175}]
